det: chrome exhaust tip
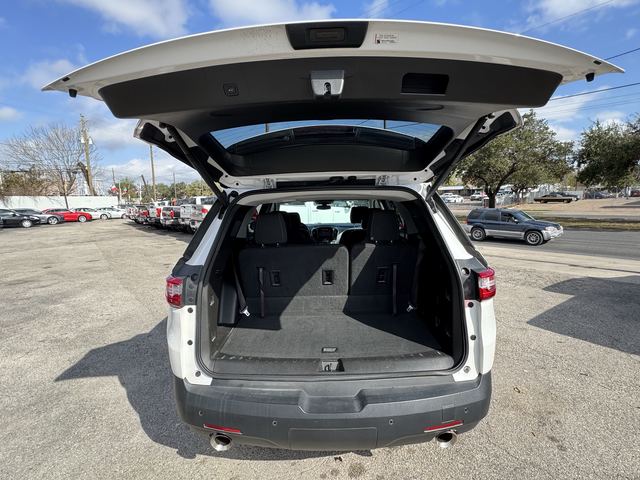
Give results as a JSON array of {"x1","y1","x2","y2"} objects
[
  {"x1": 210, "y1": 433, "x2": 232, "y2": 452},
  {"x1": 435, "y1": 430, "x2": 457, "y2": 449}
]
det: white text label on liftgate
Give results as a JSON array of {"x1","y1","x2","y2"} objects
[{"x1": 374, "y1": 33, "x2": 399, "y2": 45}]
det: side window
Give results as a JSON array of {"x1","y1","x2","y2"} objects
[
  {"x1": 468, "y1": 210, "x2": 481, "y2": 220},
  {"x1": 483, "y1": 211, "x2": 500, "y2": 222},
  {"x1": 501, "y1": 213, "x2": 517, "y2": 223}
]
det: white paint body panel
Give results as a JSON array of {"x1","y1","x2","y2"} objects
[
  {"x1": 43, "y1": 20, "x2": 620, "y2": 99},
  {"x1": 167, "y1": 306, "x2": 211, "y2": 385}
]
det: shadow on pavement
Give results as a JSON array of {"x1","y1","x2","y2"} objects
[
  {"x1": 527, "y1": 276, "x2": 640, "y2": 355},
  {"x1": 125, "y1": 221, "x2": 192, "y2": 243},
  {"x1": 55, "y1": 319, "x2": 353, "y2": 461}
]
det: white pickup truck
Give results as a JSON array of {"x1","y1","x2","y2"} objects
[
  {"x1": 187, "y1": 196, "x2": 216, "y2": 232},
  {"x1": 147, "y1": 200, "x2": 171, "y2": 227},
  {"x1": 178, "y1": 196, "x2": 210, "y2": 233}
]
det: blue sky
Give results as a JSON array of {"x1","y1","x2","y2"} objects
[{"x1": 1, "y1": 0, "x2": 639, "y2": 185}]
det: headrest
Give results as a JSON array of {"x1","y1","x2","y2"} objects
[
  {"x1": 255, "y1": 212, "x2": 288, "y2": 245},
  {"x1": 350, "y1": 206, "x2": 369, "y2": 224},
  {"x1": 368, "y1": 211, "x2": 400, "y2": 243},
  {"x1": 285, "y1": 211, "x2": 302, "y2": 228}
]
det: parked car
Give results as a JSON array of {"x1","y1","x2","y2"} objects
[
  {"x1": 548, "y1": 191, "x2": 579, "y2": 201},
  {"x1": 147, "y1": 201, "x2": 171, "y2": 227},
  {"x1": 160, "y1": 206, "x2": 182, "y2": 228},
  {"x1": 470, "y1": 192, "x2": 487, "y2": 201},
  {"x1": 42, "y1": 208, "x2": 93, "y2": 223},
  {"x1": 630, "y1": 190, "x2": 640, "y2": 198},
  {"x1": 72, "y1": 207, "x2": 112, "y2": 220},
  {"x1": 98, "y1": 207, "x2": 127, "y2": 218},
  {"x1": 12, "y1": 208, "x2": 65, "y2": 225},
  {"x1": 45, "y1": 20, "x2": 617, "y2": 451},
  {"x1": 0, "y1": 208, "x2": 42, "y2": 228},
  {"x1": 442, "y1": 193, "x2": 464, "y2": 204},
  {"x1": 134, "y1": 205, "x2": 150, "y2": 224},
  {"x1": 188, "y1": 196, "x2": 216, "y2": 231},
  {"x1": 533, "y1": 192, "x2": 576, "y2": 203},
  {"x1": 584, "y1": 190, "x2": 612, "y2": 199},
  {"x1": 465, "y1": 208, "x2": 563, "y2": 245}
]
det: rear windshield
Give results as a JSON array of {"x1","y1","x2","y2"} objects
[
  {"x1": 212, "y1": 120, "x2": 442, "y2": 148},
  {"x1": 278, "y1": 200, "x2": 371, "y2": 225}
]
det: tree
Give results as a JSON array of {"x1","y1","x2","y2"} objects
[
  {"x1": 185, "y1": 180, "x2": 213, "y2": 197},
  {"x1": 456, "y1": 111, "x2": 572, "y2": 207},
  {"x1": 576, "y1": 119, "x2": 640, "y2": 190},
  {"x1": 1, "y1": 123, "x2": 100, "y2": 207}
]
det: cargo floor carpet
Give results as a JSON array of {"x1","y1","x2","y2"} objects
[{"x1": 219, "y1": 311, "x2": 448, "y2": 359}]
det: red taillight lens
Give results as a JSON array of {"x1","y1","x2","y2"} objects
[
  {"x1": 166, "y1": 276, "x2": 183, "y2": 307},
  {"x1": 201, "y1": 207, "x2": 208, "y2": 214},
  {"x1": 170, "y1": 210, "x2": 175, "y2": 218},
  {"x1": 156, "y1": 207, "x2": 161, "y2": 216},
  {"x1": 478, "y1": 267, "x2": 496, "y2": 300}
]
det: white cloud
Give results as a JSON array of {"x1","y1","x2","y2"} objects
[
  {"x1": 549, "y1": 123, "x2": 579, "y2": 141},
  {"x1": 592, "y1": 110, "x2": 626, "y2": 126},
  {"x1": 24, "y1": 59, "x2": 78, "y2": 90},
  {"x1": 209, "y1": 0, "x2": 335, "y2": 26},
  {"x1": 522, "y1": 0, "x2": 639, "y2": 32},
  {"x1": 60, "y1": 0, "x2": 189, "y2": 38},
  {"x1": 626, "y1": 28, "x2": 638, "y2": 39},
  {"x1": 0, "y1": 106, "x2": 21, "y2": 121},
  {"x1": 533, "y1": 88, "x2": 603, "y2": 123},
  {"x1": 362, "y1": 0, "x2": 389, "y2": 18},
  {"x1": 105, "y1": 152, "x2": 199, "y2": 184}
]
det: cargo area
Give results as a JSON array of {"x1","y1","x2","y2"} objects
[{"x1": 201, "y1": 193, "x2": 466, "y2": 377}]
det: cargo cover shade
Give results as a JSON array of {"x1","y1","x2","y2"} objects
[{"x1": 43, "y1": 20, "x2": 622, "y2": 189}]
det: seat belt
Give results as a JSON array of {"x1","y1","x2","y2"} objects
[
  {"x1": 407, "y1": 241, "x2": 425, "y2": 313},
  {"x1": 258, "y1": 267, "x2": 265, "y2": 318},
  {"x1": 232, "y1": 256, "x2": 250, "y2": 317}
]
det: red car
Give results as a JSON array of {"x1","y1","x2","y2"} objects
[{"x1": 41, "y1": 208, "x2": 93, "y2": 222}]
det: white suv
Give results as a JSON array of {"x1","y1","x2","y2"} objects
[{"x1": 45, "y1": 20, "x2": 619, "y2": 452}]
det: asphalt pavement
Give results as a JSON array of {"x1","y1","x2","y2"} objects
[
  {"x1": 473, "y1": 229, "x2": 640, "y2": 261},
  {"x1": 0, "y1": 221, "x2": 638, "y2": 480}
]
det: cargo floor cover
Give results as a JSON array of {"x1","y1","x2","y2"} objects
[{"x1": 218, "y1": 311, "x2": 453, "y2": 366}]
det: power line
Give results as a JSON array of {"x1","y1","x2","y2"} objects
[
  {"x1": 549, "y1": 82, "x2": 640, "y2": 101},
  {"x1": 386, "y1": 0, "x2": 427, "y2": 17},
  {"x1": 605, "y1": 46, "x2": 640, "y2": 60},
  {"x1": 538, "y1": 90, "x2": 640, "y2": 110},
  {"x1": 519, "y1": 0, "x2": 615, "y2": 35}
]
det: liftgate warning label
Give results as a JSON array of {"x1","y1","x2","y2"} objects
[{"x1": 374, "y1": 32, "x2": 399, "y2": 44}]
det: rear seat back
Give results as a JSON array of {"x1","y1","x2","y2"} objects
[
  {"x1": 239, "y1": 212, "x2": 348, "y2": 300},
  {"x1": 349, "y1": 211, "x2": 417, "y2": 311}
]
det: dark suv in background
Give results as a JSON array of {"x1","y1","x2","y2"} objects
[{"x1": 465, "y1": 208, "x2": 563, "y2": 246}]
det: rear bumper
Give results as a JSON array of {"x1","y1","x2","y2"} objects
[{"x1": 174, "y1": 372, "x2": 491, "y2": 451}]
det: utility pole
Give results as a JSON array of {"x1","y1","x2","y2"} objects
[
  {"x1": 112, "y1": 168, "x2": 121, "y2": 205},
  {"x1": 79, "y1": 114, "x2": 95, "y2": 196},
  {"x1": 173, "y1": 170, "x2": 177, "y2": 204},
  {"x1": 149, "y1": 145, "x2": 157, "y2": 201}
]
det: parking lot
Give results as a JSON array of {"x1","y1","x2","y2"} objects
[{"x1": 1, "y1": 220, "x2": 638, "y2": 480}]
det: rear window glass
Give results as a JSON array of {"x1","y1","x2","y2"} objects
[
  {"x1": 482, "y1": 211, "x2": 500, "y2": 221},
  {"x1": 468, "y1": 210, "x2": 482, "y2": 220},
  {"x1": 212, "y1": 120, "x2": 442, "y2": 148},
  {"x1": 278, "y1": 200, "x2": 370, "y2": 225}
]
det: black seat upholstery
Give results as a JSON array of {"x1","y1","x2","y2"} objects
[
  {"x1": 339, "y1": 206, "x2": 369, "y2": 248},
  {"x1": 349, "y1": 211, "x2": 417, "y2": 313},
  {"x1": 238, "y1": 212, "x2": 349, "y2": 315},
  {"x1": 283, "y1": 212, "x2": 312, "y2": 244}
]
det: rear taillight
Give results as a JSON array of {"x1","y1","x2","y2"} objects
[
  {"x1": 156, "y1": 207, "x2": 161, "y2": 216},
  {"x1": 170, "y1": 210, "x2": 175, "y2": 218},
  {"x1": 201, "y1": 207, "x2": 208, "y2": 214},
  {"x1": 477, "y1": 267, "x2": 496, "y2": 300},
  {"x1": 166, "y1": 276, "x2": 183, "y2": 307}
]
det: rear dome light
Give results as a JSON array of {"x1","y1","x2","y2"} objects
[
  {"x1": 478, "y1": 267, "x2": 496, "y2": 300},
  {"x1": 166, "y1": 276, "x2": 183, "y2": 307}
]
